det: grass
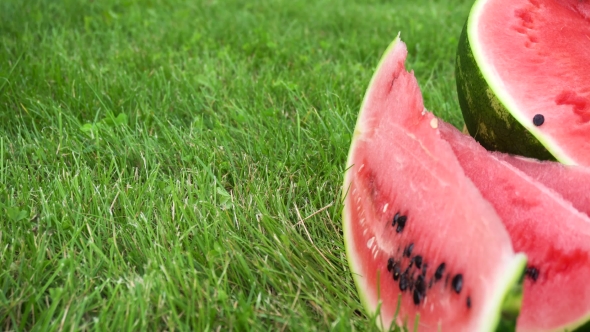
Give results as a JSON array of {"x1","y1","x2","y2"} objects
[{"x1": 0, "y1": 0, "x2": 471, "y2": 330}]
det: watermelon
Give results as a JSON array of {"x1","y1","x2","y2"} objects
[
  {"x1": 455, "y1": 0, "x2": 590, "y2": 166},
  {"x1": 342, "y1": 35, "x2": 526, "y2": 331},
  {"x1": 495, "y1": 154, "x2": 590, "y2": 218},
  {"x1": 440, "y1": 122, "x2": 590, "y2": 332}
]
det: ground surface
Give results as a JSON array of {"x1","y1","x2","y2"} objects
[{"x1": 0, "y1": 0, "x2": 470, "y2": 330}]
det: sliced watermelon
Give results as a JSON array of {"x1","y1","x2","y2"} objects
[
  {"x1": 495, "y1": 154, "x2": 590, "y2": 218},
  {"x1": 342, "y1": 36, "x2": 526, "y2": 332},
  {"x1": 456, "y1": 0, "x2": 590, "y2": 166},
  {"x1": 440, "y1": 122, "x2": 590, "y2": 332}
]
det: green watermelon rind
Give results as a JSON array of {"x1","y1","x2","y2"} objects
[
  {"x1": 343, "y1": 35, "x2": 528, "y2": 332},
  {"x1": 456, "y1": 0, "x2": 576, "y2": 165}
]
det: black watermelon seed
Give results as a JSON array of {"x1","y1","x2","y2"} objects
[
  {"x1": 409, "y1": 274, "x2": 418, "y2": 295},
  {"x1": 408, "y1": 272, "x2": 417, "y2": 292},
  {"x1": 415, "y1": 275, "x2": 426, "y2": 295},
  {"x1": 392, "y1": 212, "x2": 400, "y2": 227},
  {"x1": 525, "y1": 266, "x2": 539, "y2": 281},
  {"x1": 387, "y1": 258, "x2": 395, "y2": 273},
  {"x1": 393, "y1": 265, "x2": 401, "y2": 281},
  {"x1": 435, "y1": 263, "x2": 446, "y2": 281},
  {"x1": 403, "y1": 243, "x2": 414, "y2": 257},
  {"x1": 412, "y1": 288, "x2": 423, "y2": 305},
  {"x1": 414, "y1": 255, "x2": 423, "y2": 269},
  {"x1": 399, "y1": 273, "x2": 409, "y2": 291},
  {"x1": 396, "y1": 215, "x2": 407, "y2": 233},
  {"x1": 421, "y1": 263, "x2": 428, "y2": 276},
  {"x1": 533, "y1": 114, "x2": 545, "y2": 126},
  {"x1": 452, "y1": 274, "x2": 464, "y2": 294},
  {"x1": 428, "y1": 279, "x2": 434, "y2": 289},
  {"x1": 467, "y1": 296, "x2": 472, "y2": 309}
]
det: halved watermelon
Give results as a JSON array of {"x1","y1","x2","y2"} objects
[
  {"x1": 342, "y1": 35, "x2": 526, "y2": 331},
  {"x1": 456, "y1": 0, "x2": 590, "y2": 166},
  {"x1": 440, "y1": 122, "x2": 590, "y2": 332}
]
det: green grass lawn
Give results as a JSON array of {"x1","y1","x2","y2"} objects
[{"x1": 0, "y1": 0, "x2": 471, "y2": 330}]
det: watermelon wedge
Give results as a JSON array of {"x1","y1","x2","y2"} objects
[
  {"x1": 440, "y1": 122, "x2": 590, "y2": 332},
  {"x1": 342, "y1": 35, "x2": 526, "y2": 332},
  {"x1": 456, "y1": 0, "x2": 590, "y2": 166},
  {"x1": 495, "y1": 154, "x2": 590, "y2": 218}
]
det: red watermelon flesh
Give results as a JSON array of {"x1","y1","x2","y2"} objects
[
  {"x1": 495, "y1": 153, "x2": 590, "y2": 218},
  {"x1": 470, "y1": 0, "x2": 590, "y2": 165},
  {"x1": 343, "y1": 36, "x2": 526, "y2": 332},
  {"x1": 440, "y1": 122, "x2": 590, "y2": 332}
]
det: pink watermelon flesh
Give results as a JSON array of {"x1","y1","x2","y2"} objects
[
  {"x1": 343, "y1": 36, "x2": 525, "y2": 332},
  {"x1": 495, "y1": 153, "x2": 590, "y2": 218},
  {"x1": 440, "y1": 122, "x2": 590, "y2": 332},
  {"x1": 474, "y1": 0, "x2": 590, "y2": 166}
]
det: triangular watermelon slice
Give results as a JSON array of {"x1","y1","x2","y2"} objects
[
  {"x1": 343, "y1": 35, "x2": 526, "y2": 332},
  {"x1": 440, "y1": 122, "x2": 590, "y2": 332}
]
